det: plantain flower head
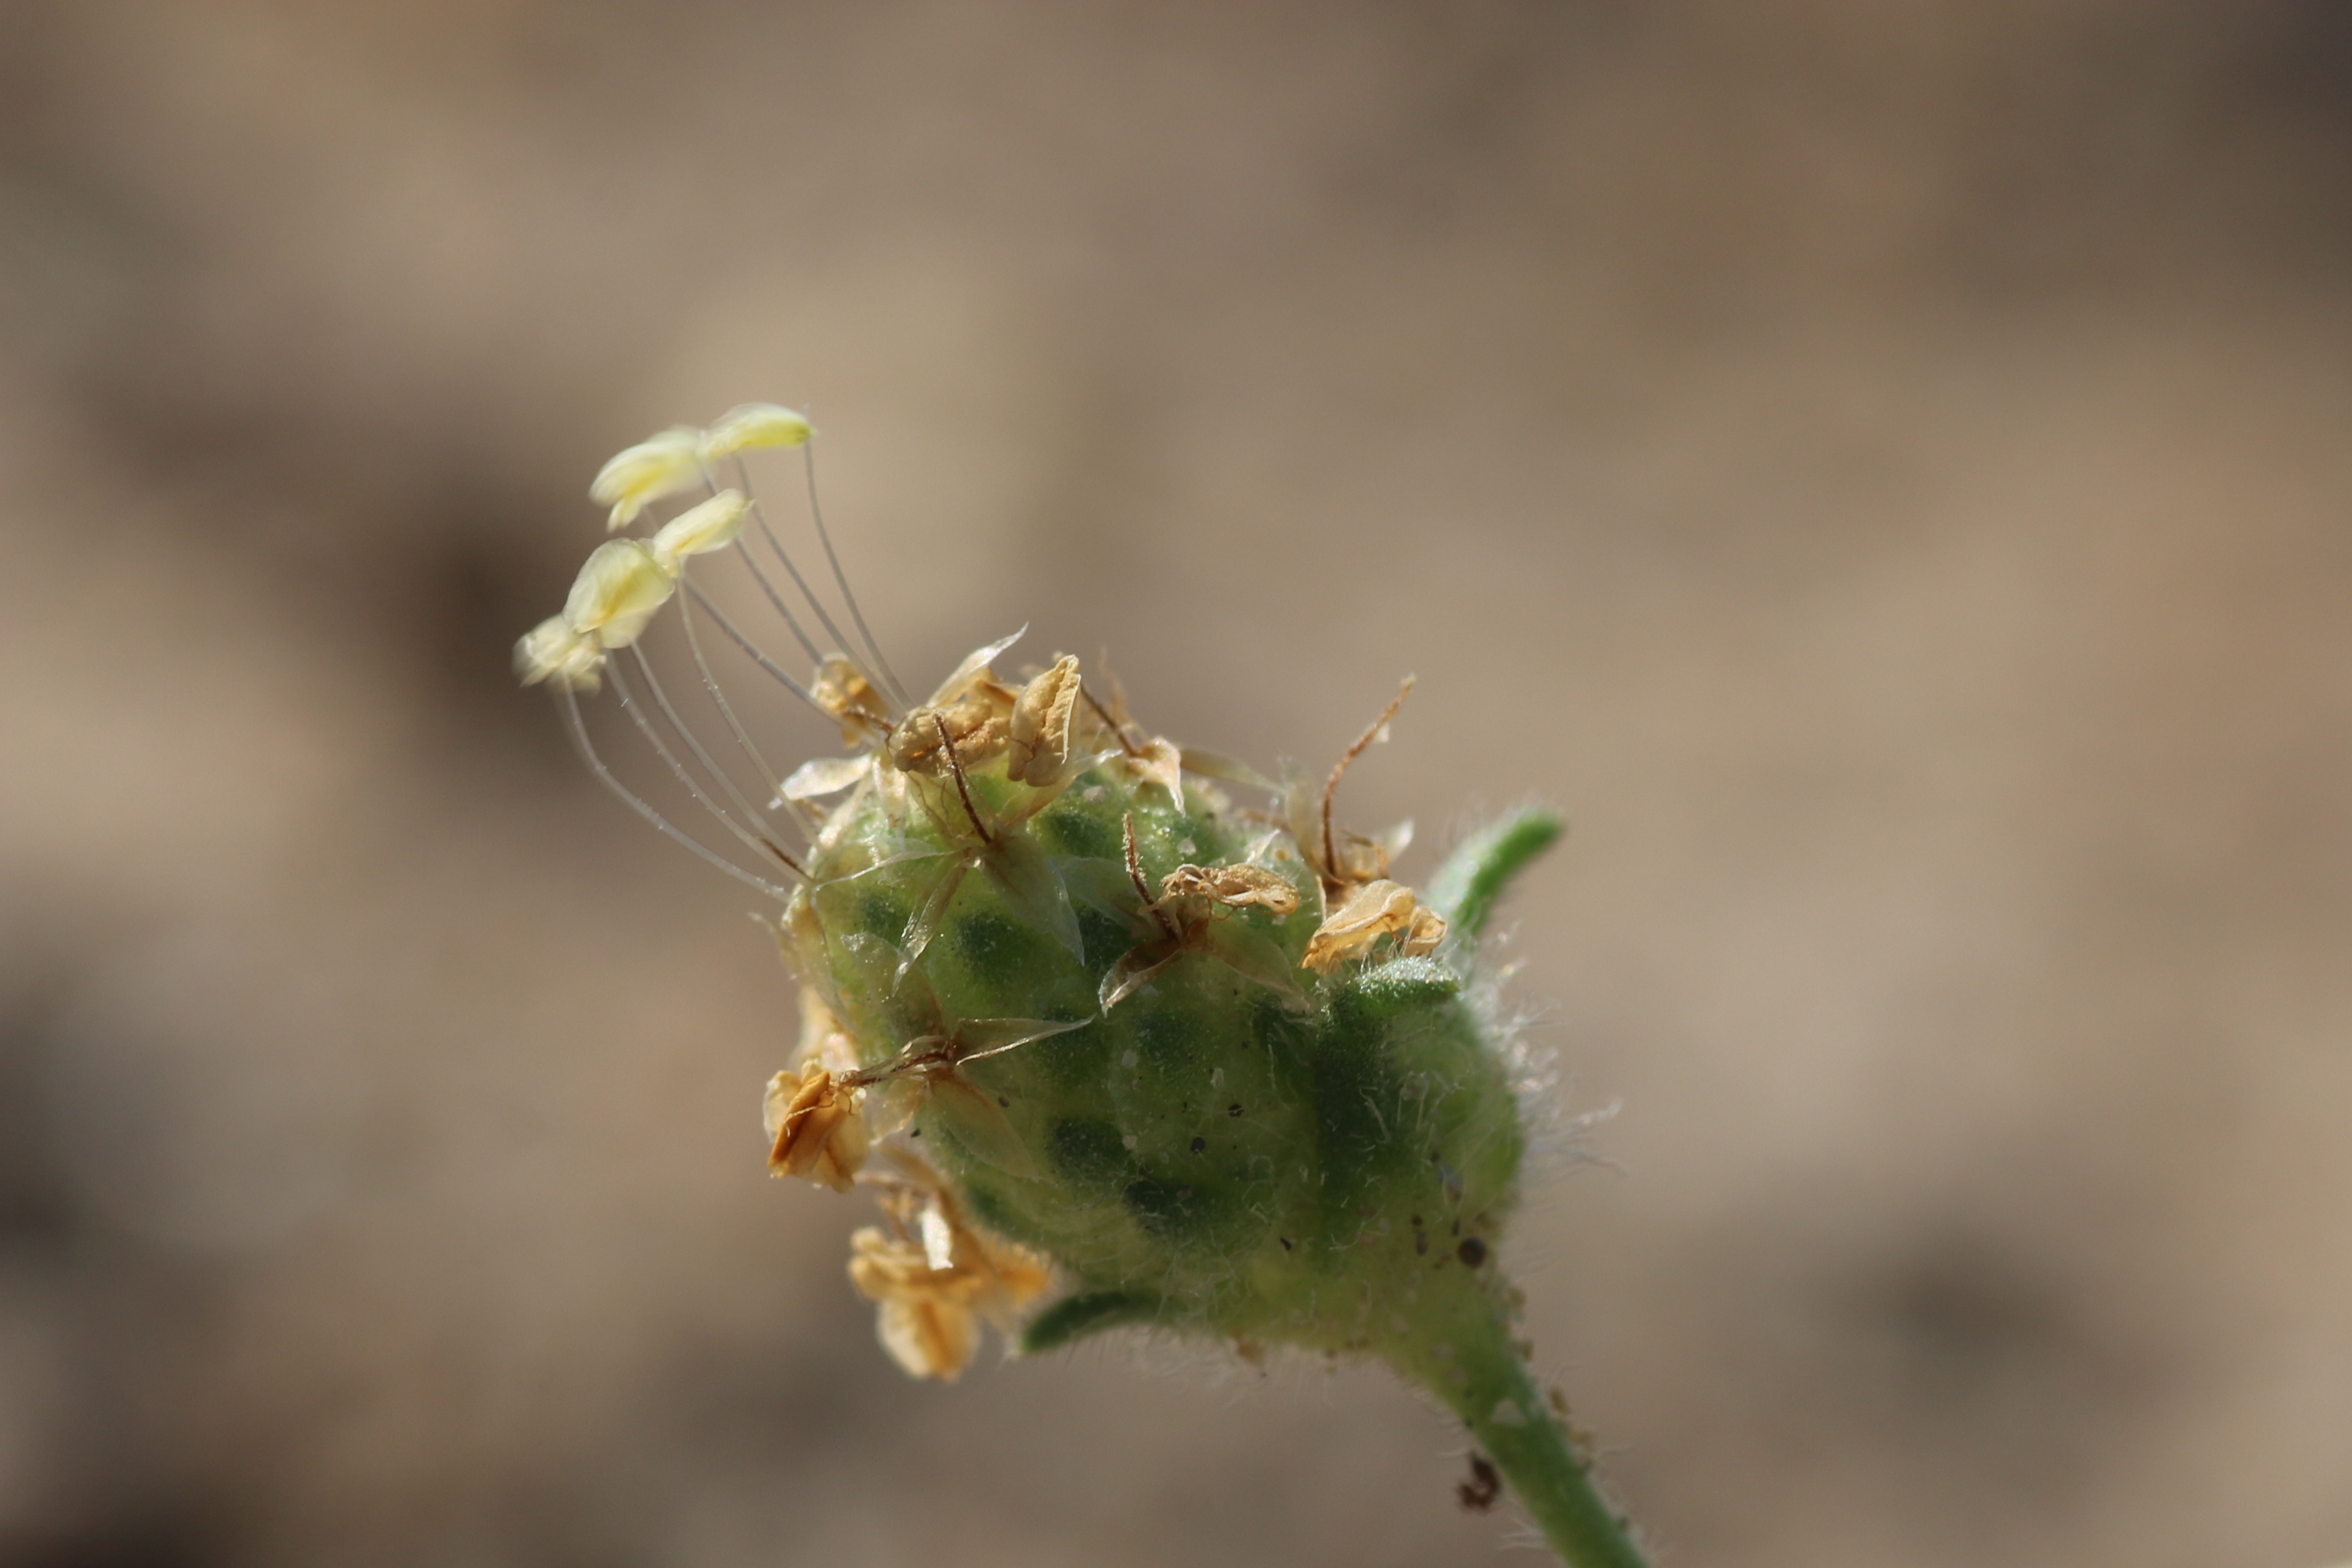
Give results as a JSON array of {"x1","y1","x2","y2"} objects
[{"x1": 510, "y1": 403, "x2": 1628, "y2": 1565}]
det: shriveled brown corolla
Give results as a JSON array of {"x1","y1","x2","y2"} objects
[
  {"x1": 1159, "y1": 861, "x2": 1301, "y2": 916},
  {"x1": 812, "y1": 655, "x2": 894, "y2": 748},
  {"x1": 887, "y1": 688, "x2": 1011, "y2": 776},
  {"x1": 764, "y1": 1063, "x2": 871, "y2": 1192},
  {"x1": 1096, "y1": 816, "x2": 1309, "y2": 1010},
  {"x1": 847, "y1": 1152, "x2": 1052, "y2": 1380},
  {"x1": 1006, "y1": 653, "x2": 1083, "y2": 786},
  {"x1": 1073, "y1": 669, "x2": 1188, "y2": 806},
  {"x1": 877, "y1": 630, "x2": 1028, "y2": 777},
  {"x1": 1300, "y1": 877, "x2": 1447, "y2": 975}
]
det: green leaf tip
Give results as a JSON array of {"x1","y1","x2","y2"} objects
[
  {"x1": 1428, "y1": 808, "x2": 1565, "y2": 944},
  {"x1": 1020, "y1": 1290, "x2": 1166, "y2": 1355}
]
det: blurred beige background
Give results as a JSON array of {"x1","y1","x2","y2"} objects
[{"x1": 2, "y1": 3, "x2": 2349, "y2": 1565}]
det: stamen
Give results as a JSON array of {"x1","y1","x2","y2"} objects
[
  {"x1": 936, "y1": 714, "x2": 991, "y2": 844},
  {"x1": 648, "y1": 489, "x2": 750, "y2": 574},
  {"x1": 610, "y1": 659, "x2": 804, "y2": 877},
  {"x1": 590, "y1": 428, "x2": 702, "y2": 531},
  {"x1": 556, "y1": 687, "x2": 795, "y2": 899},
  {"x1": 627, "y1": 647, "x2": 801, "y2": 871},
  {"x1": 679, "y1": 580, "x2": 828, "y2": 715},
  {"x1": 801, "y1": 441, "x2": 909, "y2": 707},
  {"x1": 726, "y1": 455, "x2": 893, "y2": 707},
  {"x1": 1322, "y1": 677, "x2": 1416, "y2": 888},
  {"x1": 1124, "y1": 813, "x2": 1180, "y2": 942},
  {"x1": 676, "y1": 580, "x2": 793, "y2": 824},
  {"x1": 724, "y1": 527, "x2": 829, "y2": 667}
]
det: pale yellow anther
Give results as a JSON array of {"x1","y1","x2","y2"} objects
[
  {"x1": 513, "y1": 615, "x2": 607, "y2": 692},
  {"x1": 564, "y1": 539, "x2": 676, "y2": 650},
  {"x1": 589, "y1": 426, "x2": 704, "y2": 530},
  {"x1": 700, "y1": 403, "x2": 814, "y2": 459},
  {"x1": 648, "y1": 489, "x2": 749, "y2": 574}
]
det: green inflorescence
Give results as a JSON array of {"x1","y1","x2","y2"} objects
[
  {"x1": 521, "y1": 403, "x2": 1646, "y2": 1567},
  {"x1": 789, "y1": 737, "x2": 1538, "y2": 1363}
]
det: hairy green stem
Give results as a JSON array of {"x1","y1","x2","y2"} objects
[{"x1": 1389, "y1": 1287, "x2": 1647, "y2": 1568}]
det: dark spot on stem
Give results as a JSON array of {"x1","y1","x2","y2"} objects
[
  {"x1": 1457, "y1": 1452, "x2": 1501, "y2": 1512},
  {"x1": 1457, "y1": 1236, "x2": 1488, "y2": 1268}
]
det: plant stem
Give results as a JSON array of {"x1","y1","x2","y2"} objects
[{"x1": 1390, "y1": 1285, "x2": 1647, "y2": 1568}]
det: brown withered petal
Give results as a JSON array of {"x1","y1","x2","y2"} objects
[
  {"x1": 811, "y1": 655, "x2": 892, "y2": 747},
  {"x1": 886, "y1": 692, "x2": 1009, "y2": 775},
  {"x1": 1301, "y1": 878, "x2": 1426, "y2": 974},
  {"x1": 848, "y1": 1229, "x2": 981, "y2": 1380},
  {"x1": 924, "y1": 628, "x2": 1026, "y2": 708},
  {"x1": 1401, "y1": 902, "x2": 1449, "y2": 958},
  {"x1": 764, "y1": 1065, "x2": 870, "y2": 1192},
  {"x1": 877, "y1": 1293, "x2": 981, "y2": 1382},
  {"x1": 1159, "y1": 863, "x2": 1301, "y2": 916},
  {"x1": 1006, "y1": 654, "x2": 1082, "y2": 786},
  {"x1": 845, "y1": 1215, "x2": 1050, "y2": 1380}
]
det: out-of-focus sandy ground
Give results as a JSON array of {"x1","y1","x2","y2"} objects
[{"x1": 1, "y1": 3, "x2": 2347, "y2": 1565}]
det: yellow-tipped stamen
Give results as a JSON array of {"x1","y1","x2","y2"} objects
[
  {"x1": 701, "y1": 402, "x2": 814, "y2": 458},
  {"x1": 649, "y1": 488, "x2": 751, "y2": 574},
  {"x1": 515, "y1": 615, "x2": 607, "y2": 692}
]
